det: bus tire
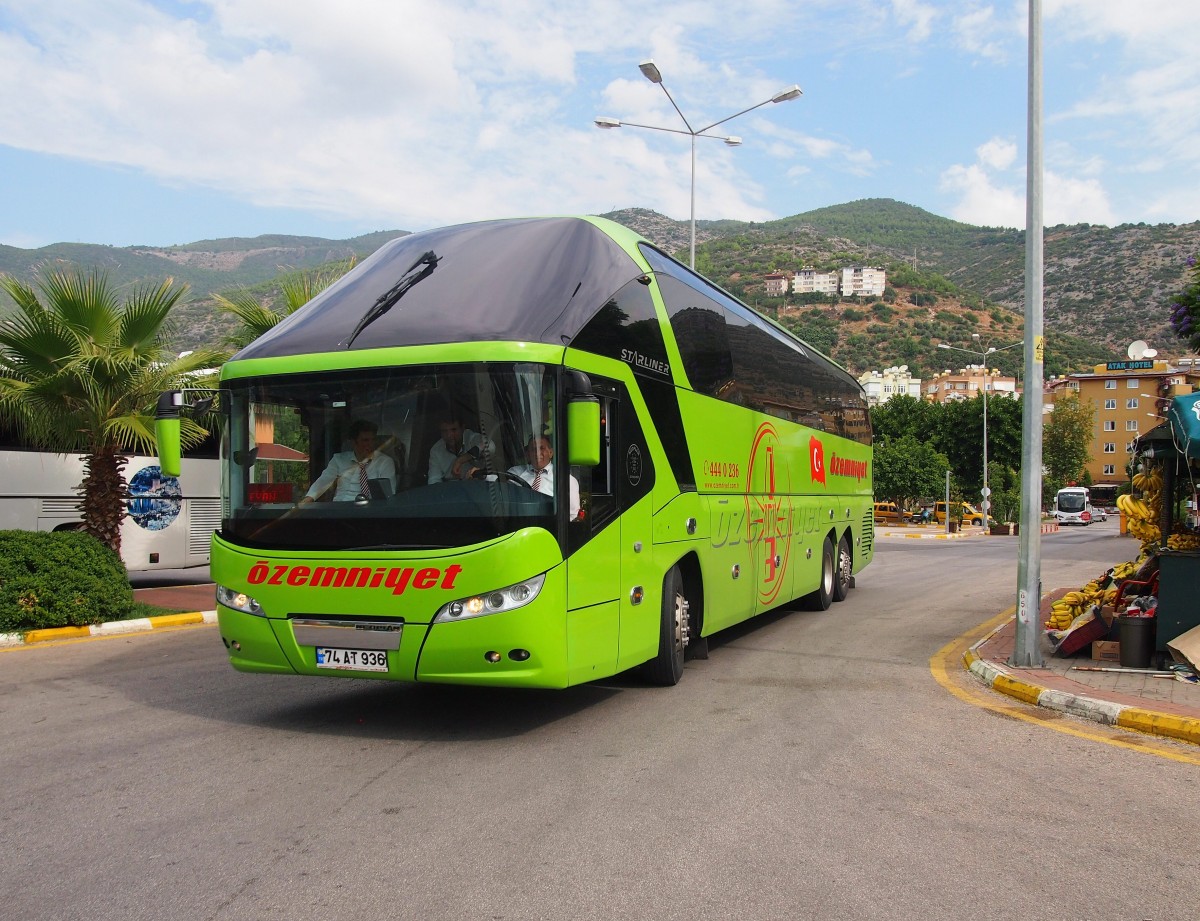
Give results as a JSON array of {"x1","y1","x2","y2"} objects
[
  {"x1": 802, "y1": 537, "x2": 835, "y2": 611},
  {"x1": 641, "y1": 565, "x2": 687, "y2": 686},
  {"x1": 832, "y1": 535, "x2": 852, "y2": 603}
]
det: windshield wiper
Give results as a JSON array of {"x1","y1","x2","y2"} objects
[{"x1": 345, "y1": 250, "x2": 440, "y2": 348}]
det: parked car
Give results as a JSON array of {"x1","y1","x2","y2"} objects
[
  {"x1": 1093, "y1": 506, "x2": 1108, "y2": 522},
  {"x1": 873, "y1": 501, "x2": 909, "y2": 523},
  {"x1": 933, "y1": 501, "x2": 996, "y2": 527}
]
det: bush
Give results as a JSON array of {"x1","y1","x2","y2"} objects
[{"x1": 0, "y1": 530, "x2": 134, "y2": 632}]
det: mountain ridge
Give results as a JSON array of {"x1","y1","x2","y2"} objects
[{"x1": 2, "y1": 199, "x2": 1195, "y2": 372}]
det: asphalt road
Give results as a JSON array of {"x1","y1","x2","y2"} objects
[{"x1": 3, "y1": 522, "x2": 1197, "y2": 920}]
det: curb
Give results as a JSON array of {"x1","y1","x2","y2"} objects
[
  {"x1": 963, "y1": 631, "x2": 1200, "y2": 747},
  {"x1": 0, "y1": 610, "x2": 218, "y2": 648}
]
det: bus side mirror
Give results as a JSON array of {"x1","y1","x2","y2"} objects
[
  {"x1": 155, "y1": 391, "x2": 183, "y2": 477},
  {"x1": 565, "y1": 370, "x2": 600, "y2": 467},
  {"x1": 567, "y1": 398, "x2": 600, "y2": 466}
]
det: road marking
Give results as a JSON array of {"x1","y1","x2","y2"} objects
[{"x1": 930, "y1": 610, "x2": 1200, "y2": 765}]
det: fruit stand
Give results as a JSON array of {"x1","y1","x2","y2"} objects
[{"x1": 1046, "y1": 392, "x2": 1200, "y2": 667}]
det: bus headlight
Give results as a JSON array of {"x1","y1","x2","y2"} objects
[
  {"x1": 216, "y1": 584, "x2": 264, "y2": 616},
  {"x1": 434, "y1": 573, "x2": 546, "y2": 623}
]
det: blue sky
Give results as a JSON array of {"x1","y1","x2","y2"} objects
[{"x1": 1, "y1": 0, "x2": 1196, "y2": 249}]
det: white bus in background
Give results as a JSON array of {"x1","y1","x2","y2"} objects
[
  {"x1": 0, "y1": 427, "x2": 221, "y2": 571},
  {"x1": 1053, "y1": 485, "x2": 1093, "y2": 526}
]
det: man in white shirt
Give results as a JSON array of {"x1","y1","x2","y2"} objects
[
  {"x1": 507, "y1": 434, "x2": 581, "y2": 520},
  {"x1": 428, "y1": 416, "x2": 495, "y2": 484},
  {"x1": 300, "y1": 420, "x2": 396, "y2": 503}
]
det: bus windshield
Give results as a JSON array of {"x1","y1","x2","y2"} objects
[
  {"x1": 1057, "y1": 490, "x2": 1087, "y2": 513},
  {"x1": 221, "y1": 363, "x2": 566, "y2": 551}
]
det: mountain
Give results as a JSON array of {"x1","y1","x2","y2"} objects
[{"x1": 1, "y1": 200, "x2": 1195, "y2": 374}]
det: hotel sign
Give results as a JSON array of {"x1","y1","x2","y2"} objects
[{"x1": 1105, "y1": 360, "x2": 1154, "y2": 371}]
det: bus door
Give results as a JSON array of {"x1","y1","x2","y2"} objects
[{"x1": 565, "y1": 377, "x2": 656, "y2": 680}]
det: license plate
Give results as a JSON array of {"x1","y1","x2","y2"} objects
[{"x1": 315, "y1": 647, "x2": 389, "y2": 672}]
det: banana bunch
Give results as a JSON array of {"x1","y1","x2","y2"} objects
[
  {"x1": 1168, "y1": 532, "x2": 1200, "y2": 551},
  {"x1": 1044, "y1": 581, "x2": 1117, "y2": 630},
  {"x1": 1118, "y1": 470, "x2": 1164, "y2": 551}
]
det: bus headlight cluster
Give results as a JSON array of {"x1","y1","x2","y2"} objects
[
  {"x1": 434, "y1": 573, "x2": 546, "y2": 623},
  {"x1": 216, "y1": 584, "x2": 264, "y2": 616}
]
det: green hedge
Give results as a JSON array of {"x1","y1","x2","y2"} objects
[{"x1": 0, "y1": 530, "x2": 134, "y2": 632}]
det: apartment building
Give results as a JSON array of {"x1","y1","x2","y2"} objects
[
  {"x1": 792, "y1": 268, "x2": 839, "y2": 296},
  {"x1": 764, "y1": 272, "x2": 790, "y2": 297},
  {"x1": 1049, "y1": 359, "x2": 1200, "y2": 489},
  {"x1": 839, "y1": 266, "x2": 887, "y2": 298},
  {"x1": 923, "y1": 364, "x2": 1018, "y2": 404},
  {"x1": 858, "y1": 365, "x2": 922, "y2": 406}
]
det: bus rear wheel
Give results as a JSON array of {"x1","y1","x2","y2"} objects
[
  {"x1": 642, "y1": 565, "x2": 688, "y2": 686},
  {"x1": 832, "y1": 536, "x2": 852, "y2": 603}
]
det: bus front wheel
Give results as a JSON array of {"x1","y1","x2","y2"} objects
[
  {"x1": 641, "y1": 565, "x2": 688, "y2": 686},
  {"x1": 803, "y1": 537, "x2": 835, "y2": 611}
]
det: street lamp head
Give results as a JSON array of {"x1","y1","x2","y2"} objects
[
  {"x1": 594, "y1": 116, "x2": 621, "y2": 129},
  {"x1": 771, "y1": 85, "x2": 803, "y2": 103},
  {"x1": 937, "y1": 343, "x2": 950, "y2": 350},
  {"x1": 724, "y1": 136, "x2": 742, "y2": 147},
  {"x1": 639, "y1": 60, "x2": 663, "y2": 84}
]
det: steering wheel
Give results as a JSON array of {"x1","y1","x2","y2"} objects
[{"x1": 503, "y1": 471, "x2": 534, "y2": 490}]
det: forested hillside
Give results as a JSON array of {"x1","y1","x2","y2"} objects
[{"x1": 1, "y1": 199, "x2": 1193, "y2": 375}]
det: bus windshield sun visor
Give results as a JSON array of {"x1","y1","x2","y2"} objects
[{"x1": 344, "y1": 250, "x2": 440, "y2": 349}]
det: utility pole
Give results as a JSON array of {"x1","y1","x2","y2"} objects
[{"x1": 1012, "y1": 0, "x2": 1045, "y2": 667}]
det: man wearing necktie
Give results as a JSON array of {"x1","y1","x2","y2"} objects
[
  {"x1": 300, "y1": 420, "x2": 397, "y2": 503},
  {"x1": 507, "y1": 434, "x2": 581, "y2": 520}
]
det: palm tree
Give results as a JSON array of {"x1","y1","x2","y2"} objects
[
  {"x1": 0, "y1": 270, "x2": 225, "y2": 557},
  {"x1": 216, "y1": 257, "x2": 356, "y2": 349}
]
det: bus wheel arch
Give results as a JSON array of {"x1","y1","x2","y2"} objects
[{"x1": 641, "y1": 553, "x2": 703, "y2": 686}]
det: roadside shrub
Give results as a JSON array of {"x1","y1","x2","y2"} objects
[{"x1": 0, "y1": 530, "x2": 134, "y2": 632}]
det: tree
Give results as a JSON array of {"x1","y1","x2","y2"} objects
[
  {"x1": 870, "y1": 393, "x2": 939, "y2": 443},
  {"x1": 217, "y1": 257, "x2": 356, "y2": 350},
  {"x1": 1042, "y1": 391, "x2": 1096, "y2": 500},
  {"x1": 0, "y1": 270, "x2": 224, "y2": 556},
  {"x1": 872, "y1": 435, "x2": 950, "y2": 508}
]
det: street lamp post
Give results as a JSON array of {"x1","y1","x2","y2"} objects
[
  {"x1": 596, "y1": 61, "x2": 802, "y2": 268},
  {"x1": 938, "y1": 335, "x2": 1021, "y2": 527}
]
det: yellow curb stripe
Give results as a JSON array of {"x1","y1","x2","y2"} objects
[
  {"x1": 24, "y1": 625, "x2": 91, "y2": 643},
  {"x1": 993, "y1": 673, "x2": 1044, "y2": 705},
  {"x1": 18, "y1": 611, "x2": 211, "y2": 645},
  {"x1": 147, "y1": 612, "x2": 206, "y2": 628},
  {"x1": 1117, "y1": 708, "x2": 1200, "y2": 746}
]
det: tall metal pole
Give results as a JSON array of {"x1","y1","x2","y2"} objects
[
  {"x1": 1012, "y1": 0, "x2": 1045, "y2": 667},
  {"x1": 982, "y1": 372, "x2": 990, "y2": 526},
  {"x1": 690, "y1": 134, "x2": 697, "y2": 268}
]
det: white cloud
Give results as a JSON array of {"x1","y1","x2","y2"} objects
[
  {"x1": 890, "y1": 0, "x2": 939, "y2": 42},
  {"x1": 941, "y1": 138, "x2": 1117, "y2": 229},
  {"x1": 951, "y1": 5, "x2": 1009, "y2": 63},
  {"x1": 977, "y1": 137, "x2": 1017, "y2": 171}
]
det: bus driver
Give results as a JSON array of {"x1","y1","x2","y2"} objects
[{"x1": 507, "y1": 434, "x2": 581, "y2": 520}]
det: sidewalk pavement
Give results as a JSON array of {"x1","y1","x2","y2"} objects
[{"x1": 965, "y1": 600, "x2": 1200, "y2": 746}]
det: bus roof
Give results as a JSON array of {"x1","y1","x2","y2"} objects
[{"x1": 232, "y1": 217, "x2": 646, "y2": 361}]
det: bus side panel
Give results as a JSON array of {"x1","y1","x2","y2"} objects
[{"x1": 565, "y1": 521, "x2": 621, "y2": 683}]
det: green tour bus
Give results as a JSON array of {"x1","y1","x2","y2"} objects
[{"x1": 157, "y1": 216, "x2": 874, "y2": 688}]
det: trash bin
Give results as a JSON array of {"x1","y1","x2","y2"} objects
[{"x1": 1117, "y1": 614, "x2": 1156, "y2": 668}]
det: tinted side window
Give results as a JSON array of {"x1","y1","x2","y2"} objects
[
  {"x1": 656, "y1": 274, "x2": 734, "y2": 396},
  {"x1": 571, "y1": 278, "x2": 672, "y2": 382},
  {"x1": 642, "y1": 242, "x2": 870, "y2": 445}
]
